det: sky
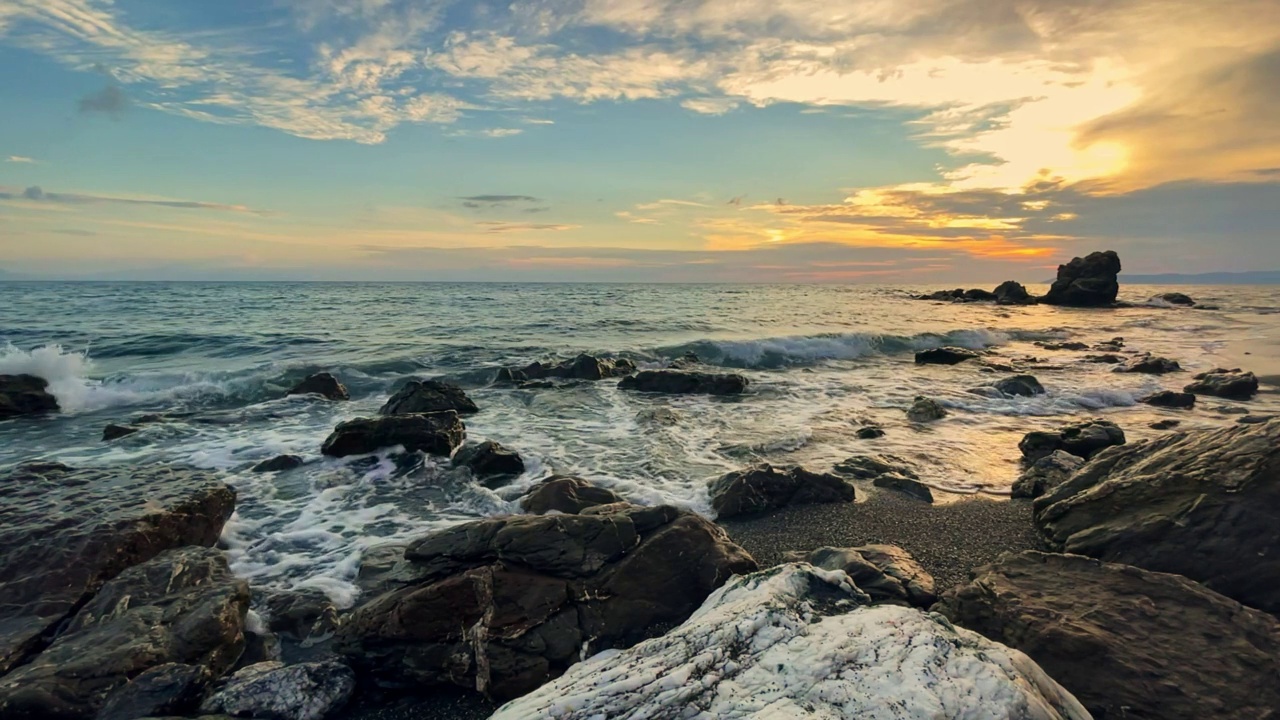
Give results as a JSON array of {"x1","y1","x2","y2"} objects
[{"x1": 0, "y1": 0, "x2": 1278, "y2": 282}]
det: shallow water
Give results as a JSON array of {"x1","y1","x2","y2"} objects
[{"x1": 2, "y1": 281, "x2": 1277, "y2": 606}]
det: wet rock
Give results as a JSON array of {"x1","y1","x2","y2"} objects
[
  {"x1": 1036, "y1": 341, "x2": 1090, "y2": 351},
  {"x1": 1082, "y1": 353, "x2": 1124, "y2": 364},
  {"x1": 993, "y1": 280, "x2": 1033, "y2": 305},
  {"x1": 493, "y1": 565, "x2": 1089, "y2": 720},
  {"x1": 252, "y1": 454, "x2": 305, "y2": 473},
  {"x1": 1034, "y1": 419, "x2": 1280, "y2": 613},
  {"x1": 102, "y1": 423, "x2": 140, "y2": 441},
  {"x1": 992, "y1": 374, "x2": 1046, "y2": 397},
  {"x1": 1156, "y1": 292, "x2": 1196, "y2": 306},
  {"x1": 1150, "y1": 419, "x2": 1181, "y2": 430},
  {"x1": 498, "y1": 354, "x2": 636, "y2": 383},
  {"x1": 519, "y1": 476, "x2": 624, "y2": 515},
  {"x1": 1018, "y1": 419, "x2": 1125, "y2": 462},
  {"x1": 452, "y1": 440, "x2": 525, "y2": 482},
  {"x1": 917, "y1": 288, "x2": 966, "y2": 301},
  {"x1": 0, "y1": 464, "x2": 235, "y2": 676},
  {"x1": 914, "y1": 347, "x2": 980, "y2": 365},
  {"x1": 287, "y1": 372, "x2": 350, "y2": 401},
  {"x1": 96, "y1": 663, "x2": 212, "y2": 720},
  {"x1": 834, "y1": 455, "x2": 933, "y2": 502},
  {"x1": 1114, "y1": 354, "x2": 1181, "y2": 374},
  {"x1": 1184, "y1": 368, "x2": 1259, "y2": 400},
  {"x1": 666, "y1": 352, "x2": 700, "y2": 369},
  {"x1": 0, "y1": 374, "x2": 59, "y2": 418},
  {"x1": 874, "y1": 474, "x2": 935, "y2": 502},
  {"x1": 1140, "y1": 390, "x2": 1195, "y2": 409},
  {"x1": 1011, "y1": 450, "x2": 1084, "y2": 499},
  {"x1": 200, "y1": 659, "x2": 355, "y2": 720},
  {"x1": 0, "y1": 547, "x2": 248, "y2": 720},
  {"x1": 906, "y1": 396, "x2": 947, "y2": 422},
  {"x1": 380, "y1": 379, "x2": 479, "y2": 416},
  {"x1": 710, "y1": 464, "x2": 856, "y2": 518},
  {"x1": 782, "y1": 545, "x2": 937, "y2": 608},
  {"x1": 963, "y1": 288, "x2": 997, "y2": 301},
  {"x1": 261, "y1": 589, "x2": 341, "y2": 646},
  {"x1": 1239, "y1": 414, "x2": 1277, "y2": 424},
  {"x1": 937, "y1": 551, "x2": 1280, "y2": 720},
  {"x1": 1041, "y1": 250, "x2": 1121, "y2": 307},
  {"x1": 635, "y1": 406, "x2": 681, "y2": 425},
  {"x1": 320, "y1": 411, "x2": 465, "y2": 458},
  {"x1": 618, "y1": 370, "x2": 748, "y2": 395},
  {"x1": 855, "y1": 426, "x2": 885, "y2": 439},
  {"x1": 338, "y1": 504, "x2": 757, "y2": 700}
]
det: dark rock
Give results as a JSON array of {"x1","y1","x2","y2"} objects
[
  {"x1": 833, "y1": 455, "x2": 932, "y2": 502},
  {"x1": 992, "y1": 374, "x2": 1045, "y2": 397},
  {"x1": 380, "y1": 379, "x2": 478, "y2": 416},
  {"x1": 498, "y1": 354, "x2": 636, "y2": 383},
  {"x1": 0, "y1": 547, "x2": 248, "y2": 720},
  {"x1": 618, "y1": 370, "x2": 748, "y2": 395},
  {"x1": 1041, "y1": 250, "x2": 1121, "y2": 307},
  {"x1": 917, "y1": 288, "x2": 966, "y2": 301},
  {"x1": 453, "y1": 440, "x2": 525, "y2": 481},
  {"x1": 905, "y1": 396, "x2": 946, "y2": 422},
  {"x1": 1034, "y1": 420, "x2": 1280, "y2": 613},
  {"x1": 1184, "y1": 368, "x2": 1259, "y2": 400},
  {"x1": 1150, "y1": 419, "x2": 1182, "y2": 430},
  {"x1": 519, "y1": 476, "x2": 624, "y2": 515},
  {"x1": 635, "y1": 407, "x2": 681, "y2": 426},
  {"x1": 102, "y1": 423, "x2": 139, "y2": 441},
  {"x1": 0, "y1": 374, "x2": 59, "y2": 418},
  {"x1": 261, "y1": 590, "x2": 341, "y2": 646},
  {"x1": 1036, "y1": 341, "x2": 1090, "y2": 351},
  {"x1": 96, "y1": 663, "x2": 212, "y2": 720},
  {"x1": 914, "y1": 347, "x2": 979, "y2": 365},
  {"x1": 855, "y1": 426, "x2": 885, "y2": 439},
  {"x1": 937, "y1": 551, "x2": 1280, "y2": 720},
  {"x1": 287, "y1": 372, "x2": 349, "y2": 401},
  {"x1": 667, "y1": 352, "x2": 700, "y2": 369},
  {"x1": 710, "y1": 464, "x2": 855, "y2": 519},
  {"x1": 1018, "y1": 419, "x2": 1125, "y2": 462},
  {"x1": 962, "y1": 288, "x2": 996, "y2": 301},
  {"x1": 1156, "y1": 292, "x2": 1196, "y2": 306},
  {"x1": 1114, "y1": 354, "x2": 1181, "y2": 374},
  {"x1": 993, "y1": 281, "x2": 1033, "y2": 305},
  {"x1": 320, "y1": 411, "x2": 465, "y2": 458},
  {"x1": 1239, "y1": 414, "x2": 1277, "y2": 425},
  {"x1": 1140, "y1": 390, "x2": 1195, "y2": 409},
  {"x1": 337, "y1": 504, "x2": 756, "y2": 700},
  {"x1": 873, "y1": 473, "x2": 934, "y2": 503},
  {"x1": 200, "y1": 659, "x2": 355, "y2": 720},
  {"x1": 1010, "y1": 450, "x2": 1084, "y2": 499},
  {"x1": 0, "y1": 465, "x2": 235, "y2": 676},
  {"x1": 783, "y1": 545, "x2": 936, "y2": 608},
  {"x1": 252, "y1": 454, "x2": 305, "y2": 473},
  {"x1": 1082, "y1": 353, "x2": 1124, "y2": 364}
]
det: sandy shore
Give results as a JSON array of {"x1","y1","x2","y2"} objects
[{"x1": 1215, "y1": 337, "x2": 1280, "y2": 387}]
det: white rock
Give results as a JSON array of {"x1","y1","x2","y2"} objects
[
  {"x1": 200, "y1": 659, "x2": 354, "y2": 720},
  {"x1": 491, "y1": 564, "x2": 1091, "y2": 720}
]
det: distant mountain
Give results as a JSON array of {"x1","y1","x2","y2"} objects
[{"x1": 1121, "y1": 271, "x2": 1280, "y2": 285}]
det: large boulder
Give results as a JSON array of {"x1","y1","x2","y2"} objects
[
  {"x1": 498, "y1": 354, "x2": 635, "y2": 383},
  {"x1": 199, "y1": 660, "x2": 355, "y2": 720},
  {"x1": 380, "y1": 379, "x2": 478, "y2": 416},
  {"x1": 338, "y1": 504, "x2": 757, "y2": 700},
  {"x1": 1184, "y1": 368, "x2": 1259, "y2": 400},
  {"x1": 914, "y1": 347, "x2": 979, "y2": 365},
  {"x1": 1140, "y1": 390, "x2": 1196, "y2": 409},
  {"x1": 992, "y1": 374, "x2": 1046, "y2": 397},
  {"x1": 937, "y1": 551, "x2": 1280, "y2": 720},
  {"x1": 1114, "y1": 355, "x2": 1181, "y2": 374},
  {"x1": 96, "y1": 663, "x2": 213, "y2": 720},
  {"x1": 287, "y1": 372, "x2": 349, "y2": 401},
  {"x1": 618, "y1": 370, "x2": 748, "y2": 396},
  {"x1": 1034, "y1": 420, "x2": 1280, "y2": 613},
  {"x1": 994, "y1": 280, "x2": 1034, "y2": 305},
  {"x1": 1041, "y1": 250, "x2": 1121, "y2": 307},
  {"x1": 453, "y1": 440, "x2": 525, "y2": 481},
  {"x1": 491, "y1": 565, "x2": 1089, "y2": 720},
  {"x1": 783, "y1": 545, "x2": 937, "y2": 608},
  {"x1": 519, "y1": 476, "x2": 624, "y2": 515},
  {"x1": 1011, "y1": 450, "x2": 1085, "y2": 499},
  {"x1": 1019, "y1": 419, "x2": 1125, "y2": 462},
  {"x1": 0, "y1": 464, "x2": 235, "y2": 675},
  {"x1": 0, "y1": 547, "x2": 249, "y2": 720},
  {"x1": 0, "y1": 374, "x2": 59, "y2": 418},
  {"x1": 320, "y1": 411, "x2": 465, "y2": 457},
  {"x1": 709, "y1": 464, "x2": 855, "y2": 518}
]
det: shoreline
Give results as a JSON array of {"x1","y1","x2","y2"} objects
[{"x1": 1214, "y1": 337, "x2": 1280, "y2": 387}]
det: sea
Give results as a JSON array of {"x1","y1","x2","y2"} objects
[{"x1": 2, "y1": 281, "x2": 1277, "y2": 608}]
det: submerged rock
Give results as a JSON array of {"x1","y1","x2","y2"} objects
[
  {"x1": 784, "y1": 545, "x2": 937, "y2": 608},
  {"x1": 618, "y1": 370, "x2": 748, "y2": 395},
  {"x1": 667, "y1": 352, "x2": 700, "y2": 369},
  {"x1": 1011, "y1": 450, "x2": 1085, "y2": 499},
  {"x1": 855, "y1": 426, "x2": 885, "y2": 439},
  {"x1": 937, "y1": 551, "x2": 1280, "y2": 720},
  {"x1": 1140, "y1": 390, "x2": 1195, "y2": 409},
  {"x1": 1155, "y1": 292, "x2": 1196, "y2": 306},
  {"x1": 252, "y1": 454, "x2": 305, "y2": 473},
  {"x1": 1183, "y1": 368, "x2": 1259, "y2": 400},
  {"x1": 338, "y1": 504, "x2": 757, "y2": 700},
  {"x1": 380, "y1": 379, "x2": 478, "y2": 416},
  {"x1": 710, "y1": 464, "x2": 855, "y2": 518},
  {"x1": 1041, "y1": 250, "x2": 1121, "y2": 307},
  {"x1": 519, "y1": 476, "x2": 624, "y2": 515},
  {"x1": 906, "y1": 396, "x2": 947, "y2": 422},
  {"x1": 994, "y1": 280, "x2": 1034, "y2": 305},
  {"x1": 498, "y1": 354, "x2": 636, "y2": 383},
  {"x1": 914, "y1": 347, "x2": 979, "y2": 365},
  {"x1": 453, "y1": 440, "x2": 525, "y2": 481},
  {"x1": 992, "y1": 374, "x2": 1046, "y2": 397},
  {"x1": 1034, "y1": 419, "x2": 1280, "y2": 613},
  {"x1": 0, "y1": 374, "x2": 59, "y2": 418},
  {"x1": 96, "y1": 663, "x2": 212, "y2": 720},
  {"x1": 1114, "y1": 354, "x2": 1181, "y2": 374},
  {"x1": 200, "y1": 660, "x2": 355, "y2": 720},
  {"x1": 492, "y1": 565, "x2": 1089, "y2": 720},
  {"x1": 102, "y1": 423, "x2": 140, "y2": 441},
  {"x1": 1019, "y1": 419, "x2": 1125, "y2": 462},
  {"x1": 1150, "y1": 419, "x2": 1182, "y2": 430},
  {"x1": 287, "y1": 372, "x2": 350, "y2": 401},
  {"x1": 1082, "y1": 353, "x2": 1124, "y2": 364},
  {"x1": 320, "y1": 411, "x2": 465, "y2": 457}
]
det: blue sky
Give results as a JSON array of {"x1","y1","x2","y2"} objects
[{"x1": 1, "y1": 0, "x2": 1278, "y2": 281}]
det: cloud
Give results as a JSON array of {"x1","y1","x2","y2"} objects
[
  {"x1": 460, "y1": 195, "x2": 542, "y2": 204},
  {"x1": 4, "y1": 156, "x2": 36, "y2": 164},
  {"x1": 681, "y1": 97, "x2": 740, "y2": 115},
  {"x1": 0, "y1": 185, "x2": 268, "y2": 214},
  {"x1": 476, "y1": 221, "x2": 579, "y2": 234},
  {"x1": 78, "y1": 84, "x2": 128, "y2": 115}
]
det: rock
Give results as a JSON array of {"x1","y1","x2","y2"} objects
[
  {"x1": 102, "y1": 423, "x2": 139, "y2": 441},
  {"x1": 667, "y1": 352, "x2": 700, "y2": 369},
  {"x1": 200, "y1": 660, "x2": 355, "y2": 720},
  {"x1": 873, "y1": 473, "x2": 934, "y2": 502},
  {"x1": 1239, "y1": 414, "x2": 1277, "y2": 424},
  {"x1": 937, "y1": 551, "x2": 1280, "y2": 720},
  {"x1": 994, "y1": 280, "x2": 1034, "y2": 305},
  {"x1": 0, "y1": 547, "x2": 248, "y2": 720},
  {"x1": 784, "y1": 545, "x2": 937, "y2": 608},
  {"x1": 452, "y1": 440, "x2": 525, "y2": 481},
  {"x1": 914, "y1": 347, "x2": 979, "y2": 365},
  {"x1": 1156, "y1": 292, "x2": 1196, "y2": 306},
  {"x1": 906, "y1": 396, "x2": 947, "y2": 422},
  {"x1": 963, "y1": 288, "x2": 997, "y2": 301},
  {"x1": 1082, "y1": 353, "x2": 1124, "y2": 364},
  {"x1": 1150, "y1": 419, "x2": 1181, "y2": 430},
  {"x1": 635, "y1": 407, "x2": 680, "y2": 425},
  {"x1": 917, "y1": 288, "x2": 966, "y2": 301},
  {"x1": 96, "y1": 663, "x2": 212, "y2": 720},
  {"x1": 1140, "y1": 390, "x2": 1195, "y2": 409},
  {"x1": 1018, "y1": 419, "x2": 1125, "y2": 462},
  {"x1": 320, "y1": 411, "x2": 465, "y2": 458},
  {"x1": 0, "y1": 464, "x2": 235, "y2": 676},
  {"x1": 491, "y1": 565, "x2": 1089, "y2": 720},
  {"x1": 1011, "y1": 450, "x2": 1085, "y2": 499},
  {"x1": 498, "y1": 354, "x2": 636, "y2": 383},
  {"x1": 992, "y1": 374, "x2": 1045, "y2": 397},
  {"x1": 338, "y1": 504, "x2": 757, "y2": 700},
  {"x1": 261, "y1": 589, "x2": 341, "y2": 646},
  {"x1": 833, "y1": 455, "x2": 932, "y2": 502},
  {"x1": 518, "y1": 476, "x2": 624, "y2": 515},
  {"x1": 855, "y1": 426, "x2": 885, "y2": 439},
  {"x1": 710, "y1": 464, "x2": 855, "y2": 519},
  {"x1": 1034, "y1": 420, "x2": 1280, "y2": 613},
  {"x1": 1036, "y1": 341, "x2": 1090, "y2": 351},
  {"x1": 380, "y1": 379, "x2": 478, "y2": 416},
  {"x1": 252, "y1": 454, "x2": 305, "y2": 473},
  {"x1": 618, "y1": 370, "x2": 748, "y2": 395},
  {"x1": 1184, "y1": 368, "x2": 1259, "y2": 400},
  {"x1": 1114, "y1": 354, "x2": 1181, "y2": 374},
  {"x1": 0, "y1": 374, "x2": 59, "y2": 418},
  {"x1": 286, "y1": 372, "x2": 349, "y2": 401},
  {"x1": 1041, "y1": 250, "x2": 1121, "y2": 307}
]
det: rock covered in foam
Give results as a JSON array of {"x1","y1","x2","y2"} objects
[{"x1": 490, "y1": 564, "x2": 1090, "y2": 720}]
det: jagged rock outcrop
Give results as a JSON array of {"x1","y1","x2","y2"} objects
[
  {"x1": 618, "y1": 370, "x2": 748, "y2": 395},
  {"x1": 1184, "y1": 368, "x2": 1260, "y2": 400},
  {"x1": 519, "y1": 476, "x2": 624, "y2": 515},
  {"x1": 783, "y1": 545, "x2": 937, "y2": 608},
  {"x1": 496, "y1": 354, "x2": 636, "y2": 383},
  {"x1": 1041, "y1": 250, "x2": 1121, "y2": 307},
  {"x1": 994, "y1": 280, "x2": 1034, "y2": 305},
  {"x1": 1011, "y1": 450, "x2": 1085, "y2": 499},
  {"x1": 96, "y1": 663, "x2": 213, "y2": 720},
  {"x1": 1114, "y1": 355, "x2": 1181, "y2": 374},
  {"x1": 492, "y1": 565, "x2": 1089, "y2": 720},
  {"x1": 320, "y1": 411, "x2": 465, "y2": 457},
  {"x1": 1140, "y1": 390, "x2": 1196, "y2": 409},
  {"x1": 937, "y1": 551, "x2": 1280, "y2": 720},
  {"x1": 453, "y1": 440, "x2": 525, "y2": 481},
  {"x1": 286, "y1": 372, "x2": 350, "y2": 401},
  {"x1": 0, "y1": 374, "x2": 59, "y2": 418},
  {"x1": 199, "y1": 660, "x2": 355, "y2": 720},
  {"x1": 710, "y1": 464, "x2": 855, "y2": 518},
  {"x1": 1019, "y1": 419, "x2": 1125, "y2": 462},
  {"x1": 380, "y1": 379, "x2": 478, "y2": 416},
  {"x1": 914, "y1": 347, "x2": 980, "y2": 365}
]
